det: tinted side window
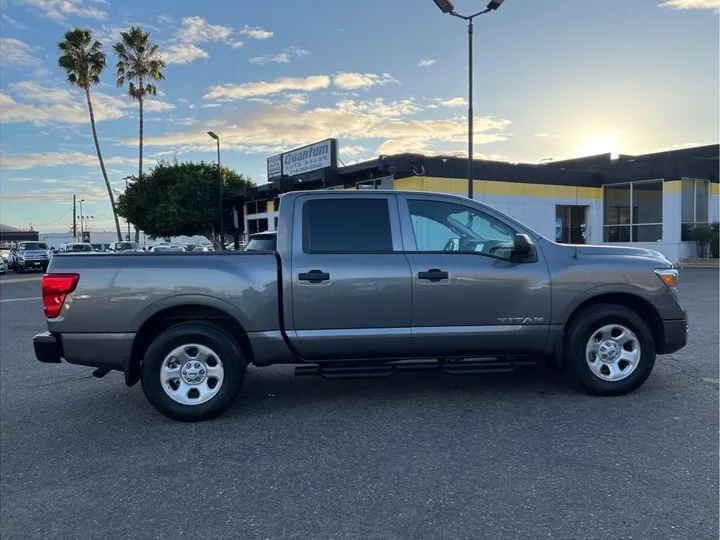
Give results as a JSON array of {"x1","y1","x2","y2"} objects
[
  {"x1": 303, "y1": 199, "x2": 393, "y2": 253},
  {"x1": 407, "y1": 199, "x2": 515, "y2": 259}
]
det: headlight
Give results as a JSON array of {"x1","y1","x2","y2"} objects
[{"x1": 655, "y1": 268, "x2": 679, "y2": 297}]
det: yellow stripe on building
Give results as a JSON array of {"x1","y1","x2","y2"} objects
[
  {"x1": 664, "y1": 180, "x2": 682, "y2": 194},
  {"x1": 394, "y1": 176, "x2": 601, "y2": 199}
]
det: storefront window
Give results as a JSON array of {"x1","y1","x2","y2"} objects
[
  {"x1": 681, "y1": 179, "x2": 709, "y2": 241},
  {"x1": 603, "y1": 180, "x2": 662, "y2": 242}
]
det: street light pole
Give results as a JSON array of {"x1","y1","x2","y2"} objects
[
  {"x1": 78, "y1": 199, "x2": 85, "y2": 240},
  {"x1": 123, "y1": 176, "x2": 133, "y2": 241},
  {"x1": 432, "y1": 0, "x2": 507, "y2": 200},
  {"x1": 207, "y1": 131, "x2": 223, "y2": 250}
]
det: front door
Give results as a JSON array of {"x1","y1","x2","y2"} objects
[
  {"x1": 289, "y1": 194, "x2": 412, "y2": 361},
  {"x1": 397, "y1": 194, "x2": 552, "y2": 358}
]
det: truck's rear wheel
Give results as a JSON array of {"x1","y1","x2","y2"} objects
[
  {"x1": 565, "y1": 304, "x2": 656, "y2": 396},
  {"x1": 141, "y1": 322, "x2": 246, "y2": 422}
]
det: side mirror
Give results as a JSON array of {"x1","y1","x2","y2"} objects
[
  {"x1": 443, "y1": 237, "x2": 461, "y2": 252},
  {"x1": 511, "y1": 233, "x2": 536, "y2": 262}
]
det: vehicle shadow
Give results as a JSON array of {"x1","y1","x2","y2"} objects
[{"x1": 226, "y1": 363, "x2": 577, "y2": 418}]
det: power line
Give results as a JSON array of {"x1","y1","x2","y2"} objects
[{"x1": 34, "y1": 206, "x2": 73, "y2": 227}]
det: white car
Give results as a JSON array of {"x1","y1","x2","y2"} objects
[
  {"x1": 57, "y1": 242, "x2": 96, "y2": 254},
  {"x1": 0, "y1": 258, "x2": 7, "y2": 274},
  {"x1": 149, "y1": 245, "x2": 174, "y2": 252}
]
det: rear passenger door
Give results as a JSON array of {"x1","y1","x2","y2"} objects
[{"x1": 288, "y1": 194, "x2": 413, "y2": 361}]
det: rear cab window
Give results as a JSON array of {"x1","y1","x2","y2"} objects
[{"x1": 302, "y1": 198, "x2": 394, "y2": 253}]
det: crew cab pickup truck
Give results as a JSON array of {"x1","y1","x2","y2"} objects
[{"x1": 33, "y1": 190, "x2": 687, "y2": 422}]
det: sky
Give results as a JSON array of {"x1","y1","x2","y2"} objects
[{"x1": 0, "y1": 0, "x2": 718, "y2": 232}]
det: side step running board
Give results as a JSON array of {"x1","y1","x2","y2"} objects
[{"x1": 295, "y1": 358, "x2": 536, "y2": 380}]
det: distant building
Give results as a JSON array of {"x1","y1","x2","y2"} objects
[
  {"x1": 225, "y1": 142, "x2": 719, "y2": 263},
  {"x1": 0, "y1": 223, "x2": 39, "y2": 247}
]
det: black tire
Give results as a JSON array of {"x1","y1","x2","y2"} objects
[
  {"x1": 16, "y1": 265, "x2": 24, "y2": 274},
  {"x1": 141, "y1": 322, "x2": 247, "y2": 422},
  {"x1": 564, "y1": 303, "x2": 656, "y2": 396}
]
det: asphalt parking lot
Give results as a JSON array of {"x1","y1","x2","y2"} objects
[{"x1": 0, "y1": 270, "x2": 718, "y2": 539}]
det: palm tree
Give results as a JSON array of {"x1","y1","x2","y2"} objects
[
  {"x1": 58, "y1": 28, "x2": 123, "y2": 242},
  {"x1": 113, "y1": 26, "x2": 166, "y2": 242}
]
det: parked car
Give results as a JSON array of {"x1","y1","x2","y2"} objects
[
  {"x1": 57, "y1": 242, "x2": 96, "y2": 254},
  {"x1": 0, "y1": 258, "x2": 7, "y2": 274},
  {"x1": 108, "y1": 241, "x2": 143, "y2": 253},
  {"x1": 243, "y1": 232, "x2": 277, "y2": 251},
  {"x1": 9, "y1": 241, "x2": 51, "y2": 273},
  {"x1": 33, "y1": 190, "x2": 687, "y2": 422},
  {"x1": 149, "y1": 244, "x2": 174, "y2": 252}
]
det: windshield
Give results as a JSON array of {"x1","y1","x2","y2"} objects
[
  {"x1": 244, "y1": 234, "x2": 277, "y2": 251},
  {"x1": 116, "y1": 242, "x2": 139, "y2": 251},
  {"x1": 19, "y1": 242, "x2": 48, "y2": 251},
  {"x1": 67, "y1": 244, "x2": 94, "y2": 252}
]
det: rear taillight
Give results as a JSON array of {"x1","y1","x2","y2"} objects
[{"x1": 42, "y1": 273, "x2": 79, "y2": 318}]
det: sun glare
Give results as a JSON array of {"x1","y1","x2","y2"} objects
[{"x1": 578, "y1": 135, "x2": 622, "y2": 159}]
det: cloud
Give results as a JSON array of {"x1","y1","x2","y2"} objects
[
  {"x1": 418, "y1": 59, "x2": 436, "y2": 67},
  {"x1": 162, "y1": 43, "x2": 209, "y2": 64},
  {"x1": 250, "y1": 46, "x2": 309, "y2": 65},
  {"x1": 204, "y1": 75, "x2": 331, "y2": 101},
  {"x1": 337, "y1": 98, "x2": 421, "y2": 117},
  {"x1": 181, "y1": 16, "x2": 233, "y2": 43},
  {"x1": 534, "y1": 133, "x2": 550, "y2": 137},
  {"x1": 437, "y1": 97, "x2": 467, "y2": 108},
  {"x1": 333, "y1": 72, "x2": 398, "y2": 90},
  {"x1": 1, "y1": 151, "x2": 144, "y2": 170},
  {"x1": 0, "y1": 37, "x2": 50, "y2": 76},
  {"x1": 143, "y1": 99, "x2": 176, "y2": 112},
  {"x1": 658, "y1": 0, "x2": 719, "y2": 9},
  {"x1": 17, "y1": 0, "x2": 107, "y2": 21},
  {"x1": 125, "y1": 96, "x2": 511, "y2": 159},
  {"x1": 0, "y1": 81, "x2": 174, "y2": 126},
  {"x1": 1, "y1": 37, "x2": 41, "y2": 66},
  {"x1": 160, "y1": 16, "x2": 242, "y2": 65},
  {"x1": 239, "y1": 25, "x2": 274, "y2": 39}
]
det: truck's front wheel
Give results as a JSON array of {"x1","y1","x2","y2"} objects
[
  {"x1": 565, "y1": 304, "x2": 656, "y2": 396},
  {"x1": 141, "y1": 322, "x2": 246, "y2": 422}
]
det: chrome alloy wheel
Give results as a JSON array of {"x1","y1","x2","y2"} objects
[
  {"x1": 160, "y1": 344, "x2": 225, "y2": 405},
  {"x1": 585, "y1": 324, "x2": 641, "y2": 382}
]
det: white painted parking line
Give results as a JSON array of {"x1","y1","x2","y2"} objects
[
  {"x1": 0, "y1": 277, "x2": 43, "y2": 284},
  {"x1": 0, "y1": 296, "x2": 42, "y2": 303}
]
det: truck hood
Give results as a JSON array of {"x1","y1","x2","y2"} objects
[{"x1": 571, "y1": 244, "x2": 669, "y2": 260}]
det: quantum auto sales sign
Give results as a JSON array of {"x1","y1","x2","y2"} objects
[{"x1": 282, "y1": 139, "x2": 336, "y2": 177}]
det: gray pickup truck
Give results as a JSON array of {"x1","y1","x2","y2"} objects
[{"x1": 33, "y1": 190, "x2": 687, "y2": 422}]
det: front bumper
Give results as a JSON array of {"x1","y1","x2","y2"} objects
[
  {"x1": 658, "y1": 319, "x2": 688, "y2": 355},
  {"x1": 19, "y1": 259, "x2": 49, "y2": 269},
  {"x1": 33, "y1": 332, "x2": 63, "y2": 363}
]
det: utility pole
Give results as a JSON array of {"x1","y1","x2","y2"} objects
[{"x1": 72, "y1": 195, "x2": 77, "y2": 239}]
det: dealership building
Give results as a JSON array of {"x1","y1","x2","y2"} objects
[{"x1": 226, "y1": 140, "x2": 719, "y2": 263}]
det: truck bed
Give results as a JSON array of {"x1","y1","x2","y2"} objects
[{"x1": 45, "y1": 251, "x2": 281, "y2": 335}]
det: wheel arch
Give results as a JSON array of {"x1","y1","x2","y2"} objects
[
  {"x1": 125, "y1": 303, "x2": 254, "y2": 387},
  {"x1": 551, "y1": 292, "x2": 664, "y2": 371}
]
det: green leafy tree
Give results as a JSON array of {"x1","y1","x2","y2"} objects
[
  {"x1": 115, "y1": 160, "x2": 254, "y2": 248},
  {"x1": 113, "y1": 25, "x2": 166, "y2": 242},
  {"x1": 58, "y1": 28, "x2": 123, "y2": 241}
]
